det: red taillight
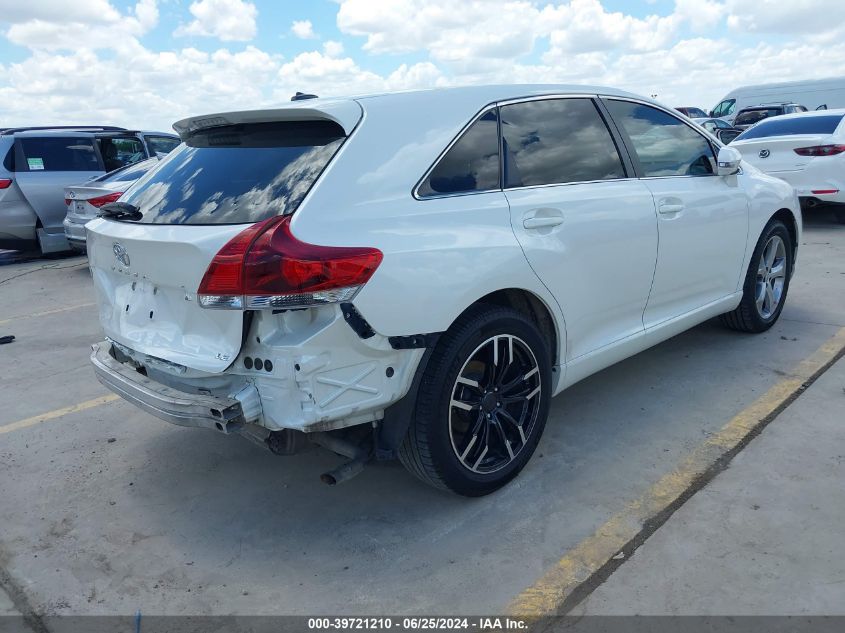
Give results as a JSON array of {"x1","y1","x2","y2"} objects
[
  {"x1": 197, "y1": 215, "x2": 383, "y2": 310},
  {"x1": 87, "y1": 191, "x2": 124, "y2": 208},
  {"x1": 0, "y1": 178, "x2": 12, "y2": 189},
  {"x1": 793, "y1": 144, "x2": 845, "y2": 156},
  {"x1": 65, "y1": 198, "x2": 72, "y2": 206}
]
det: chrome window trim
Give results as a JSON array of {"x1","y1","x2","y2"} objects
[
  {"x1": 413, "y1": 92, "x2": 638, "y2": 201},
  {"x1": 412, "y1": 104, "x2": 502, "y2": 201},
  {"x1": 601, "y1": 95, "x2": 723, "y2": 180}
]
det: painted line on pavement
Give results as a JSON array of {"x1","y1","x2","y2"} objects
[
  {"x1": 0, "y1": 394, "x2": 120, "y2": 436},
  {"x1": 0, "y1": 302, "x2": 96, "y2": 327},
  {"x1": 507, "y1": 326, "x2": 845, "y2": 617}
]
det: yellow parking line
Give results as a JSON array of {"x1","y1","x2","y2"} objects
[
  {"x1": 0, "y1": 394, "x2": 120, "y2": 436},
  {"x1": 508, "y1": 326, "x2": 845, "y2": 617},
  {"x1": 0, "y1": 302, "x2": 96, "y2": 327}
]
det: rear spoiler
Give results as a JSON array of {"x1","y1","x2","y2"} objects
[{"x1": 172, "y1": 100, "x2": 363, "y2": 139}]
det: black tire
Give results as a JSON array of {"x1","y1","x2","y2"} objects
[
  {"x1": 720, "y1": 218, "x2": 793, "y2": 333},
  {"x1": 398, "y1": 304, "x2": 552, "y2": 496}
]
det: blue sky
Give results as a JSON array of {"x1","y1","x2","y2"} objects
[{"x1": 0, "y1": 0, "x2": 843, "y2": 130}]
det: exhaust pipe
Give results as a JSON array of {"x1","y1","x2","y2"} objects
[{"x1": 311, "y1": 432, "x2": 370, "y2": 485}]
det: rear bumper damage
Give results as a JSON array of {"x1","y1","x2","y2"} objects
[{"x1": 91, "y1": 341, "x2": 256, "y2": 433}]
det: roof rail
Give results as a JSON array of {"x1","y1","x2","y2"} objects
[{"x1": 0, "y1": 125, "x2": 127, "y2": 135}]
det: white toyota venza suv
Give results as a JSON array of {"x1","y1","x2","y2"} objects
[{"x1": 88, "y1": 85, "x2": 800, "y2": 496}]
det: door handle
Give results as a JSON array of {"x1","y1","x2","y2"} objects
[
  {"x1": 658, "y1": 203, "x2": 684, "y2": 215},
  {"x1": 523, "y1": 216, "x2": 564, "y2": 229}
]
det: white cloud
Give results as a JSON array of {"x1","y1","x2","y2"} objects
[
  {"x1": 2, "y1": 0, "x2": 845, "y2": 133},
  {"x1": 725, "y1": 0, "x2": 845, "y2": 33},
  {"x1": 291, "y1": 19, "x2": 317, "y2": 39},
  {"x1": 4, "y1": 0, "x2": 158, "y2": 51},
  {"x1": 175, "y1": 0, "x2": 257, "y2": 42}
]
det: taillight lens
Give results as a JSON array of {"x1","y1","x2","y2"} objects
[
  {"x1": 197, "y1": 215, "x2": 383, "y2": 310},
  {"x1": 0, "y1": 179, "x2": 12, "y2": 189},
  {"x1": 793, "y1": 144, "x2": 845, "y2": 156},
  {"x1": 87, "y1": 192, "x2": 124, "y2": 207}
]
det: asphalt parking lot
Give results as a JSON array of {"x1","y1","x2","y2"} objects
[{"x1": 0, "y1": 210, "x2": 844, "y2": 620}]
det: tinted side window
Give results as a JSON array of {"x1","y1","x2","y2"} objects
[
  {"x1": 145, "y1": 136, "x2": 181, "y2": 155},
  {"x1": 418, "y1": 109, "x2": 500, "y2": 197},
  {"x1": 98, "y1": 158, "x2": 157, "y2": 183},
  {"x1": 500, "y1": 98, "x2": 625, "y2": 188},
  {"x1": 18, "y1": 137, "x2": 100, "y2": 172},
  {"x1": 606, "y1": 101, "x2": 715, "y2": 177}
]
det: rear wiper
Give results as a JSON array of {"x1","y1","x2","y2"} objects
[{"x1": 99, "y1": 202, "x2": 142, "y2": 221}]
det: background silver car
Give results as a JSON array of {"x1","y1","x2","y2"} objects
[
  {"x1": 63, "y1": 157, "x2": 161, "y2": 252},
  {"x1": 0, "y1": 126, "x2": 178, "y2": 254}
]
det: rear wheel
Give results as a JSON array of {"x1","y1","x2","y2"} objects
[
  {"x1": 720, "y1": 219, "x2": 792, "y2": 333},
  {"x1": 399, "y1": 305, "x2": 552, "y2": 496}
]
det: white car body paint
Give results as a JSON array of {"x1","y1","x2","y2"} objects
[
  {"x1": 731, "y1": 109, "x2": 845, "y2": 206},
  {"x1": 86, "y1": 85, "x2": 801, "y2": 437}
]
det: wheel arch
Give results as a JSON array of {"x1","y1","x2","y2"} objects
[
  {"x1": 464, "y1": 288, "x2": 562, "y2": 368},
  {"x1": 770, "y1": 207, "x2": 799, "y2": 267}
]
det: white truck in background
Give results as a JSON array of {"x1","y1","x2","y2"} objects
[{"x1": 710, "y1": 76, "x2": 845, "y2": 124}]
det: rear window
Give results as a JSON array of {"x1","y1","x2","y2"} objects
[
  {"x1": 18, "y1": 137, "x2": 100, "y2": 172},
  {"x1": 94, "y1": 157, "x2": 158, "y2": 183},
  {"x1": 122, "y1": 121, "x2": 345, "y2": 225},
  {"x1": 734, "y1": 108, "x2": 782, "y2": 126},
  {"x1": 735, "y1": 115, "x2": 845, "y2": 141}
]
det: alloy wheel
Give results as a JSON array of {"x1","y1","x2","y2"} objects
[
  {"x1": 755, "y1": 234, "x2": 787, "y2": 319},
  {"x1": 448, "y1": 334, "x2": 542, "y2": 474}
]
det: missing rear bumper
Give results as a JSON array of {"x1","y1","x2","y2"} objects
[{"x1": 91, "y1": 341, "x2": 250, "y2": 433}]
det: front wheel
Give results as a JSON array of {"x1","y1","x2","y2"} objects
[
  {"x1": 399, "y1": 305, "x2": 552, "y2": 496},
  {"x1": 720, "y1": 219, "x2": 793, "y2": 333}
]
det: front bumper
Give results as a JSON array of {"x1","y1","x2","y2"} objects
[{"x1": 91, "y1": 342, "x2": 246, "y2": 432}]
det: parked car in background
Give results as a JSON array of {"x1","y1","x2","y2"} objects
[
  {"x1": 676, "y1": 106, "x2": 707, "y2": 118},
  {"x1": 0, "y1": 127, "x2": 179, "y2": 253},
  {"x1": 711, "y1": 76, "x2": 845, "y2": 124},
  {"x1": 732, "y1": 104, "x2": 808, "y2": 131},
  {"x1": 732, "y1": 109, "x2": 845, "y2": 224},
  {"x1": 87, "y1": 85, "x2": 800, "y2": 496},
  {"x1": 692, "y1": 117, "x2": 742, "y2": 144},
  {"x1": 63, "y1": 157, "x2": 160, "y2": 251}
]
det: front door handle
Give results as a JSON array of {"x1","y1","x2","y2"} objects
[
  {"x1": 523, "y1": 216, "x2": 564, "y2": 229},
  {"x1": 658, "y1": 203, "x2": 684, "y2": 215}
]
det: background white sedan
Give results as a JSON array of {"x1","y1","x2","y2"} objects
[{"x1": 731, "y1": 109, "x2": 845, "y2": 223}]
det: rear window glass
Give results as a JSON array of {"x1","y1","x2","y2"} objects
[
  {"x1": 735, "y1": 115, "x2": 845, "y2": 140},
  {"x1": 734, "y1": 109, "x2": 782, "y2": 126},
  {"x1": 418, "y1": 109, "x2": 500, "y2": 197},
  {"x1": 122, "y1": 121, "x2": 345, "y2": 225},
  {"x1": 94, "y1": 158, "x2": 158, "y2": 183},
  {"x1": 18, "y1": 137, "x2": 100, "y2": 172}
]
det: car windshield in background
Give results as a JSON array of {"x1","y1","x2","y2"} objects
[
  {"x1": 735, "y1": 114, "x2": 845, "y2": 140},
  {"x1": 734, "y1": 108, "x2": 782, "y2": 126},
  {"x1": 145, "y1": 135, "x2": 180, "y2": 155},
  {"x1": 18, "y1": 137, "x2": 100, "y2": 171},
  {"x1": 120, "y1": 121, "x2": 345, "y2": 225}
]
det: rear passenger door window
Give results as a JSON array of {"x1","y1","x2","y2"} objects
[
  {"x1": 605, "y1": 100, "x2": 716, "y2": 177},
  {"x1": 417, "y1": 108, "x2": 500, "y2": 197},
  {"x1": 500, "y1": 98, "x2": 626, "y2": 188},
  {"x1": 17, "y1": 137, "x2": 101, "y2": 172}
]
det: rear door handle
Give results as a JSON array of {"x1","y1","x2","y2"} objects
[
  {"x1": 523, "y1": 216, "x2": 564, "y2": 229},
  {"x1": 658, "y1": 203, "x2": 684, "y2": 215}
]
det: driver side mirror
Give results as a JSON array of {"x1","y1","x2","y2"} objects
[{"x1": 717, "y1": 146, "x2": 742, "y2": 176}]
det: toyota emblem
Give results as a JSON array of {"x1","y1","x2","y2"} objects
[
  {"x1": 113, "y1": 242, "x2": 130, "y2": 267},
  {"x1": 759, "y1": 149, "x2": 770, "y2": 158}
]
